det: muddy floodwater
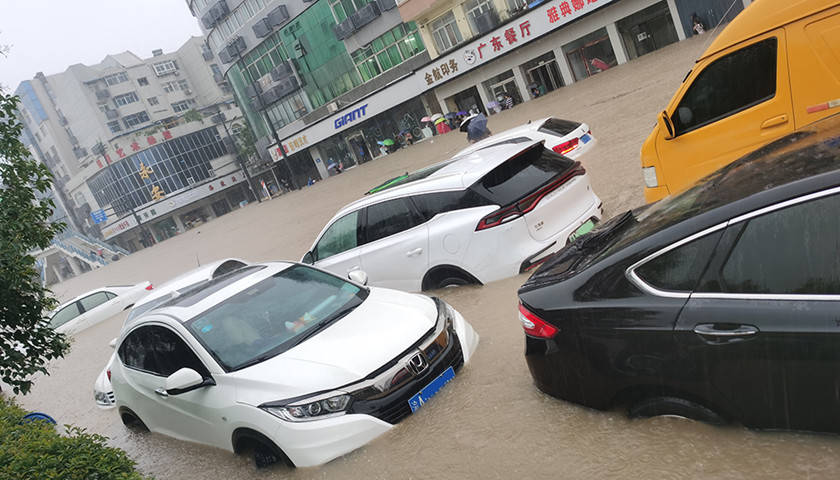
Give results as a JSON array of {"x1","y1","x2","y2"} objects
[{"x1": 15, "y1": 34, "x2": 840, "y2": 479}]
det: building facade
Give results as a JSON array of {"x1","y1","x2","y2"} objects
[
  {"x1": 191, "y1": 0, "x2": 751, "y2": 188},
  {"x1": 15, "y1": 37, "x2": 255, "y2": 253}
]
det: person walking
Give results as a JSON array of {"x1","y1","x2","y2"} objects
[{"x1": 502, "y1": 93, "x2": 514, "y2": 110}]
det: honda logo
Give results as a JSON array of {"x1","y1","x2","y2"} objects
[{"x1": 407, "y1": 352, "x2": 429, "y2": 375}]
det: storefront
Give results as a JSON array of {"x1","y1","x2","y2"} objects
[
  {"x1": 520, "y1": 51, "x2": 564, "y2": 97},
  {"x1": 616, "y1": 1, "x2": 680, "y2": 60},
  {"x1": 562, "y1": 28, "x2": 618, "y2": 81},
  {"x1": 481, "y1": 70, "x2": 523, "y2": 110}
]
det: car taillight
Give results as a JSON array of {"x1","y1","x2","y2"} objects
[
  {"x1": 107, "y1": 369, "x2": 111, "y2": 381},
  {"x1": 145, "y1": 284, "x2": 154, "y2": 290},
  {"x1": 518, "y1": 303, "x2": 558, "y2": 338},
  {"x1": 476, "y1": 163, "x2": 586, "y2": 231},
  {"x1": 552, "y1": 137, "x2": 579, "y2": 155}
]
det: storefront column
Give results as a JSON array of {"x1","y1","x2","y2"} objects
[
  {"x1": 606, "y1": 22, "x2": 629, "y2": 65},
  {"x1": 52, "y1": 265, "x2": 65, "y2": 283},
  {"x1": 475, "y1": 85, "x2": 493, "y2": 113},
  {"x1": 552, "y1": 48, "x2": 576, "y2": 86},
  {"x1": 665, "y1": 0, "x2": 687, "y2": 41},
  {"x1": 435, "y1": 92, "x2": 449, "y2": 115},
  {"x1": 511, "y1": 67, "x2": 531, "y2": 104},
  {"x1": 67, "y1": 257, "x2": 82, "y2": 275},
  {"x1": 308, "y1": 146, "x2": 330, "y2": 179},
  {"x1": 172, "y1": 214, "x2": 187, "y2": 233}
]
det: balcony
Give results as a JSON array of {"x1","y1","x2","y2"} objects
[
  {"x1": 334, "y1": 18, "x2": 356, "y2": 40},
  {"x1": 95, "y1": 89, "x2": 110, "y2": 101},
  {"x1": 105, "y1": 109, "x2": 119, "y2": 120},
  {"x1": 350, "y1": 2, "x2": 381, "y2": 30},
  {"x1": 267, "y1": 5, "x2": 290, "y2": 26}
]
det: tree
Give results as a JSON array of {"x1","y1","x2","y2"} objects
[{"x1": 0, "y1": 90, "x2": 70, "y2": 394}]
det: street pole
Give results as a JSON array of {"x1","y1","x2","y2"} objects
[
  {"x1": 235, "y1": 53, "x2": 299, "y2": 190},
  {"x1": 218, "y1": 116, "x2": 261, "y2": 204}
]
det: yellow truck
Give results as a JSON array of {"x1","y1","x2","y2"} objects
[{"x1": 641, "y1": 0, "x2": 840, "y2": 203}]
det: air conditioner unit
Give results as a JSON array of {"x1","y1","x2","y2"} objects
[{"x1": 327, "y1": 102, "x2": 339, "y2": 113}]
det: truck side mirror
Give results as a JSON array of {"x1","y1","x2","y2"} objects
[{"x1": 659, "y1": 111, "x2": 675, "y2": 140}]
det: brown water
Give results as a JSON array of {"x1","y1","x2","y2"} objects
[{"x1": 15, "y1": 34, "x2": 840, "y2": 479}]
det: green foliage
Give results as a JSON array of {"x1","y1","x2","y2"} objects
[
  {"x1": 232, "y1": 122, "x2": 257, "y2": 161},
  {"x1": 0, "y1": 397, "x2": 152, "y2": 480},
  {"x1": 182, "y1": 109, "x2": 204, "y2": 124},
  {"x1": 0, "y1": 91, "x2": 70, "y2": 394}
]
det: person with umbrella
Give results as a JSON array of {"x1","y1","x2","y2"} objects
[
  {"x1": 460, "y1": 111, "x2": 491, "y2": 143},
  {"x1": 434, "y1": 115, "x2": 451, "y2": 134}
]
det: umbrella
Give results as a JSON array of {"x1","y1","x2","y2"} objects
[
  {"x1": 376, "y1": 140, "x2": 385, "y2": 145},
  {"x1": 444, "y1": 112, "x2": 457, "y2": 119},
  {"x1": 421, "y1": 116, "x2": 432, "y2": 122},
  {"x1": 434, "y1": 117, "x2": 447, "y2": 125},
  {"x1": 383, "y1": 139, "x2": 395, "y2": 146},
  {"x1": 457, "y1": 110, "x2": 467, "y2": 115},
  {"x1": 487, "y1": 101, "x2": 500, "y2": 109},
  {"x1": 467, "y1": 113, "x2": 489, "y2": 141},
  {"x1": 459, "y1": 114, "x2": 477, "y2": 132},
  {"x1": 430, "y1": 113, "x2": 443, "y2": 121}
]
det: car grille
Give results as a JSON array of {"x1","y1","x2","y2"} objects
[
  {"x1": 107, "y1": 392, "x2": 116, "y2": 404},
  {"x1": 350, "y1": 331, "x2": 464, "y2": 425}
]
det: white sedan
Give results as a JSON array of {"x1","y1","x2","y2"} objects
[
  {"x1": 49, "y1": 282, "x2": 152, "y2": 335},
  {"x1": 110, "y1": 262, "x2": 478, "y2": 468},
  {"x1": 454, "y1": 117, "x2": 596, "y2": 159}
]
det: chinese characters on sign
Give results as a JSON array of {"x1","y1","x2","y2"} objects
[
  {"x1": 138, "y1": 162, "x2": 153, "y2": 180},
  {"x1": 548, "y1": 0, "x2": 595, "y2": 23},
  {"x1": 150, "y1": 185, "x2": 165, "y2": 200},
  {"x1": 97, "y1": 130, "x2": 173, "y2": 169},
  {"x1": 424, "y1": 59, "x2": 460, "y2": 86},
  {"x1": 283, "y1": 134, "x2": 308, "y2": 154}
]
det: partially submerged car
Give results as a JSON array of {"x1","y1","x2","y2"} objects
[
  {"x1": 454, "y1": 117, "x2": 595, "y2": 159},
  {"x1": 50, "y1": 282, "x2": 152, "y2": 335}
]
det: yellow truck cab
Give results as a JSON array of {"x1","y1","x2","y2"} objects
[{"x1": 641, "y1": 0, "x2": 840, "y2": 203}]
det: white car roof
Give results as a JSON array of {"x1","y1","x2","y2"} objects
[
  {"x1": 328, "y1": 139, "x2": 544, "y2": 222},
  {"x1": 133, "y1": 258, "x2": 249, "y2": 309},
  {"x1": 453, "y1": 118, "x2": 550, "y2": 158},
  {"x1": 148, "y1": 262, "x2": 291, "y2": 323}
]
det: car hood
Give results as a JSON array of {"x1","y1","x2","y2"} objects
[{"x1": 230, "y1": 287, "x2": 437, "y2": 406}]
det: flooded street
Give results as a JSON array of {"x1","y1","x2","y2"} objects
[{"x1": 14, "y1": 33, "x2": 840, "y2": 479}]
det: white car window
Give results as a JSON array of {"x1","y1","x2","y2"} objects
[
  {"x1": 79, "y1": 292, "x2": 111, "y2": 312},
  {"x1": 315, "y1": 211, "x2": 359, "y2": 261},
  {"x1": 50, "y1": 302, "x2": 81, "y2": 328}
]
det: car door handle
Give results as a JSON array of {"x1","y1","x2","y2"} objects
[
  {"x1": 693, "y1": 324, "x2": 759, "y2": 337},
  {"x1": 760, "y1": 114, "x2": 788, "y2": 129},
  {"x1": 406, "y1": 248, "x2": 423, "y2": 257},
  {"x1": 154, "y1": 388, "x2": 169, "y2": 398}
]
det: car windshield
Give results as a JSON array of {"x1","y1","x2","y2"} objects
[{"x1": 185, "y1": 265, "x2": 367, "y2": 371}]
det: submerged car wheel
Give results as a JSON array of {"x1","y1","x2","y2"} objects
[
  {"x1": 232, "y1": 429, "x2": 294, "y2": 469},
  {"x1": 628, "y1": 396, "x2": 725, "y2": 425},
  {"x1": 119, "y1": 408, "x2": 149, "y2": 432},
  {"x1": 423, "y1": 266, "x2": 479, "y2": 290}
]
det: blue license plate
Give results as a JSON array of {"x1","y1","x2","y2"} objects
[
  {"x1": 408, "y1": 366, "x2": 455, "y2": 413},
  {"x1": 580, "y1": 134, "x2": 591, "y2": 144}
]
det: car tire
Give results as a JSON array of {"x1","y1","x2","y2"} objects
[
  {"x1": 119, "y1": 408, "x2": 149, "y2": 432},
  {"x1": 422, "y1": 266, "x2": 480, "y2": 291},
  {"x1": 232, "y1": 429, "x2": 294, "y2": 469},
  {"x1": 628, "y1": 396, "x2": 725, "y2": 425}
]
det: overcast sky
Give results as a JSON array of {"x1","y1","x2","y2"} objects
[{"x1": 0, "y1": 0, "x2": 203, "y2": 91}]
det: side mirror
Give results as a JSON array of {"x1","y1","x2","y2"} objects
[
  {"x1": 348, "y1": 270, "x2": 368, "y2": 286},
  {"x1": 109, "y1": 338, "x2": 117, "y2": 349},
  {"x1": 302, "y1": 251, "x2": 315, "y2": 265},
  {"x1": 658, "y1": 110, "x2": 675, "y2": 140},
  {"x1": 165, "y1": 368, "x2": 214, "y2": 395}
]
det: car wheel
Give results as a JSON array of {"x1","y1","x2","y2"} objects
[
  {"x1": 422, "y1": 266, "x2": 480, "y2": 291},
  {"x1": 628, "y1": 396, "x2": 725, "y2": 425},
  {"x1": 436, "y1": 275, "x2": 470, "y2": 289},
  {"x1": 232, "y1": 429, "x2": 294, "y2": 469},
  {"x1": 119, "y1": 409, "x2": 149, "y2": 432}
]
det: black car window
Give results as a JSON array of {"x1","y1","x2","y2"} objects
[
  {"x1": 314, "y1": 211, "x2": 360, "y2": 261},
  {"x1": 411, "y1": 190, "x2": 489, "y2": 220},
  {"x1": 538, "y1": 118, "x2": 580, "y2": 136},
  {"x1": 475, "y1": 145, "x2": 574, "y2": 206},
  {"x1": 672, "y1": 38, "x2": 776, "y2": 136},
  {"x1": 119, "y1": 325, "x2": 209, "y2": 377},
  {"x1": 364, "y1": 198, "x2": 424, "y2": 244},
  {"x1": 635, "y1": 231, "x2": 721, "y2": 292},
  {"x1": 715, "y1": 193, "x2": 840, "y2": 294},
  {"x1": 50, "y1": 302, "x2": 81, "y2": 328}
]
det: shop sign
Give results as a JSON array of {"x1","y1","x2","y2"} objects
[
  {"x1": 97, "y1": 130, "x2": 174, "y2": 170},
  {"x1": 101, "y1": 215, "x2": 138, "y2": 240},
  {"x1": 283, "y1": 134, "x2": 309, "y2": 155},
  {"x1": 334, "y1": 104, "x2": 368, "y2": 129}
]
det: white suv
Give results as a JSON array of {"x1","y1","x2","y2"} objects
[{"x1": 303, "y1": 140, "x2": 603, "y2": 291}]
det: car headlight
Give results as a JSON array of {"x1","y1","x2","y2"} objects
[
  {"x1": 94, "y1": 390, "x2": 112, "y2": 406},
  {"x1": 261, "y1": 394, "x2": 351, "y2": 422}
]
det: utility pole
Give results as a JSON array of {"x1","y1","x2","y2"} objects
[
  {"x1": 217, "y1": 111, "x2": 261, "y2": 204},
  {"x1": 235, "y1": 52, "x2": 299, "y2": 190}
]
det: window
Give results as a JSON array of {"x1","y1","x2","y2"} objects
[
  {"x1": 330, "y1": 0, "x2": 370, "y2": 22},
  {"x1": 210, "y1": 63, "x2": 223, "y2": 77},
  {"x1": 79, "y1": 291, "x2": 111, "y2": 312},
  {"x1": 104, "y1": 72, "x2": 129, "y2": 86},
  {"x1": 464, "y1": 0, "x2": 497, "y2": 35},
  {"x1": 431, "y1": 12, "x2": 463, "y2": 53},
  {"x1": 713, "y1": 194, "x2": 840, "y2": 294},
  {"x1": 364, "y1": 198, "x2": 423, "y2": 244},
  {"x1": 672, "y1": 38, "x2": 777, "y2": 135},
  {"x1": 148, "y1": 96, "x2": 159, "y2": 106},
  {"x1": 178, "y1": 79, "x2": 189, "y2": 91},
  {"x1": 172, "y1": 100, "x2": 194, "y2": 113},
  {"x1": 351, "y1": 23, "x2": 424, "y2": 81},
  {"x1": 137, "y1": 77, "x2": 149, "y2": 86},
  {"x1": 411, "y1": 190, "x2": 488, "y2": 220},
  {"x1": 476, "y1": 147, "x2": 574, "y2": 206},
  {"x1": 118, "y1": 325, "x2": 208, "y2": 377},
  {"x1": 635, "y1": 232, "x2": 721, "y2": 292},
  {"x1": 153, "y1": 60, "x2": 178, "y2": 76},
  {"x1": 50, "y1": 303, "x2": 81, "y2": 328},
  {"x1": 123, "y1": 111, "x2": 150, "y2": 128},
  {"x1": 107, "y1": 121, "x2": 121, "y2": 133},
  {"x1": 315, "y1": 211, "x2": 360, "y2": 261},
  {"x1": 113, "y1": 92, "x2": 139, "y2": 107}
]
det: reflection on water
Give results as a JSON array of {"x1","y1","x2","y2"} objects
[{"x1": 13, "y1": 34, "x2": 840, "y2": 479}]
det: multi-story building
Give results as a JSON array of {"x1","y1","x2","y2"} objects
[
  {"x1": 193, "y1": 0, "x2": 751, "y2": 190},
  {"x1": 15, "y1": 37, "x2": 255, "y2": 254}
]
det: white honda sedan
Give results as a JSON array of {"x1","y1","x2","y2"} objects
[
  {"x1": 110, "y1": 262, "x2": 478, "y2": 468},
  {"x1": 50, "y1": 282, "x2": 152, "y2": 335},
  {"x1": 303, "y1": 140, "x2": 603, "y2": 291},
  {"x1": 454, "y1": 117, "x2": 596, "y2": 159}
]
